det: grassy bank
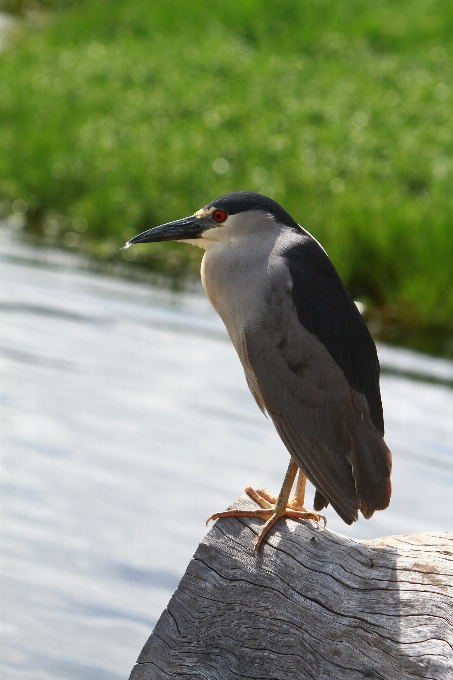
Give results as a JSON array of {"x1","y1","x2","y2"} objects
[{"x1": 1, "y1": 0, "x2": 452, "y2": 355}]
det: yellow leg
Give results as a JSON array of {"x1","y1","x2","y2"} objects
[
  {"x1": 290, "y1": 469, "x2": 307, "y2": 510},
  {"x1": 206, "y1": 458, "x2": 326, "y2": 552},
  {"x1": 275, "y1": 458, "x2": 299, "y2": 512}
]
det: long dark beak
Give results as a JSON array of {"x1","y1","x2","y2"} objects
[{"x1": 126, "y1": 215, "x2": 203, "y2": 246}]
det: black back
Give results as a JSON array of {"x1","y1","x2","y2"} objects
[{"x1": 284, "y1": 234, "x2": 384, "y2": 435}]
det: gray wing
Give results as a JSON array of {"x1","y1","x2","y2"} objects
[{"x1": 243, "y1": 263, "x2": 391, "y2": 525}]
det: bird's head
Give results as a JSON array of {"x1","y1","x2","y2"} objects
[{"x1": 124, "y1": 191, "x2": 301, "y2": 251}]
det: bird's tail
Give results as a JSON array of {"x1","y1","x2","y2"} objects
[{"x1": 349, "y1": 425, "x2": 392, "y2": 519}]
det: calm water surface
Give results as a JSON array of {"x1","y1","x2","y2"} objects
[{"x1": 1, "y1": 240, "x2": 452, "y2": 679}]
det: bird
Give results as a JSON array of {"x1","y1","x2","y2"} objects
[{"x1": 125, "y1": 191, "x2": 392, "y2": 551}]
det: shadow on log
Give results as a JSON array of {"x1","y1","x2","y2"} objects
[{"x1": 130, "y1": 494, "x2": 453, "y2": 679}]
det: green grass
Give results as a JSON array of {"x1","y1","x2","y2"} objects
[{"x1": 1, "y1": 0, "x2": 453, "y2": 355}]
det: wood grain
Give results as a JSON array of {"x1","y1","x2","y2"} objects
[{"x1": 129, "y1": 494, "x2": 453, "y2": 679}]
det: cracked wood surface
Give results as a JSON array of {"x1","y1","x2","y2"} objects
[{"x1": 129, "y1": 494, "x2": 453, "y2": 679}]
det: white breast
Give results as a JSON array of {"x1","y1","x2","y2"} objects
[{"x1": 200, "y1": 212, "x2": 290, "y2": 361}]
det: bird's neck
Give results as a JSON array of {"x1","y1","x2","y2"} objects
[{"x1": 200, "y1": 231, "x2": 283, "y2": 353}]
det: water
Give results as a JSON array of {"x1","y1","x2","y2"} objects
[{"x1": 1, "y1": 238, "x2": 452, "y2": 680}]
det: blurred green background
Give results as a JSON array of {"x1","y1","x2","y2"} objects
[{"x1": 0, "y1": 0, "x2": 452, "y2": 355}]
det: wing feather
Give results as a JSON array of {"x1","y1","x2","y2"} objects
[
  {"x1": 243, "y1": 249, "x2": 391, "y2": 522},
  {"x1": 285, "y1": 233, "x2": 384, "y2": 434}
]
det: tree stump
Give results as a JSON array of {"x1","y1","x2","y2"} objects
[{"x1": 129, "y1": 494, "x2": 453, "y2": 679}]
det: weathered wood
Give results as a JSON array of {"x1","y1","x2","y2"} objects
[{"x1": 130, "y1": 494, "x2": 453, "y2": 679}]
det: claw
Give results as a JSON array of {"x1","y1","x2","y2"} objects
[
  {"x1": 206, "y1": 508, "x2": 273, "y2": 527},
  {"x1": 252, "y1": 507, "x2": 326, "y2": 552},
  {"x1": 207, "y1": 484, "x2": 326, "y2": 551}
]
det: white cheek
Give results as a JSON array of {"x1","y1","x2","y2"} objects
[
  {"x1": 201, "y1": 224, "x2": 232, "y2": 244},
  {"x1": 178, "y1": 238, "x2": 207, "y2": 249}
]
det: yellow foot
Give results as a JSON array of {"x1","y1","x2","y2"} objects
[
  {"x1": 206, "y1": 487, "x2": 326, "y2": 552},
  {"x1": 245, "y1": 486, "x2": 312, "y2": 511}
]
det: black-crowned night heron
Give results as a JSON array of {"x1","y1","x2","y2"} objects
[{"x1": 126, "y1": 191, "x2": 392, "y2": 551}]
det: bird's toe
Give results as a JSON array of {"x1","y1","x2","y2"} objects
[
  {"x1": 245, "y1": 486, "x2": 275, "y2": 508},
  {"x1": 206, "y1": 508, "x2": 273, "y2": 527}
]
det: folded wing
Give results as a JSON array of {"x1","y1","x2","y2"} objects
[{"x1": 243, "y1": 234, "x2": 391, "y2": 524}]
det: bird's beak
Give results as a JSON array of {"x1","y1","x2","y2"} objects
[{"x1": 125, "y1": 215, "x2": 203, "y2": 246}]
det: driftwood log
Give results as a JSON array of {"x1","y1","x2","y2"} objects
[{"x1": 130, "y1": 494, "x2": 453, "y2": 679}]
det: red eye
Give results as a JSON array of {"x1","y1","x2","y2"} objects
[{"x1": 212, "y1": 209, "x2": 227, "y2": 223}]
